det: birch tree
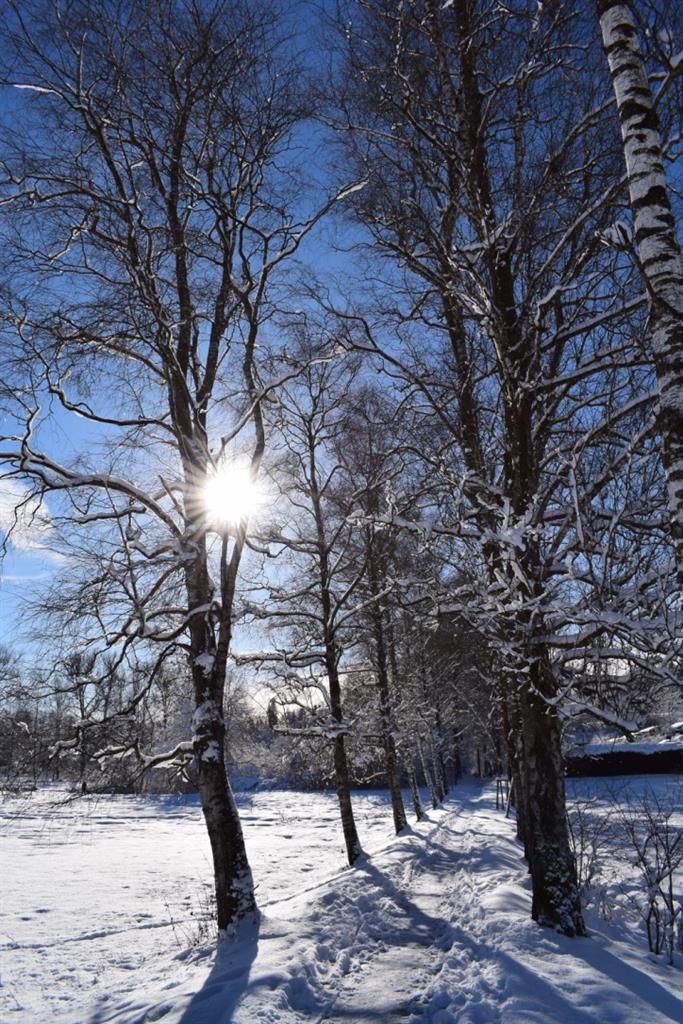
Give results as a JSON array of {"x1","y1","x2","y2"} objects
[
  {"x1": 0, "y1": 0, "x2": 350, "y2": 934},
  {"x1": 246, "y1": 346, "x2": 365, "y2": 863},
  {"x1": 597, "y1": 0, "x2": 683, "y2": 581},
  {"x1": 334, "y1": 389, "x2": 413, "y2": 833}
]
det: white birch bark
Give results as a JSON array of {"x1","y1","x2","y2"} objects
[{"x1": 598, "y1": 0, "x2": 683, "y2": 581}]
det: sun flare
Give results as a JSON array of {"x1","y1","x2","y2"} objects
[{"x1": 203, "y1": 462, "x2": 263, "y2": 529}]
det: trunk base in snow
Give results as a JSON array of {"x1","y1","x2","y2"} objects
[
  {"x1": 198, "y1": 759, "x2": 257, "y2": 932},
  {"x1": 517, "y1": 689, "x2": 585, "y2": 937}
]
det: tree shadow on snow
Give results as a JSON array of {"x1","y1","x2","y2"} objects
[
  {"x1": 85, "y1": 918, "x2": 261, "y2": 1024},
  {"x1": 175, "y1": 915, "x2": 261, "y2": 1024},
  {"x1": 446, "y1": 922, "x2": 683, "y2": 1024},
  {"x1": 569, "y1": 939, "x2": 683, "y2": 1024},
  {"x1": 357, "y1": 856, "x2": 454, "y2": 949}
]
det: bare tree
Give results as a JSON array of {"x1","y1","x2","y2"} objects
[
  {"x1": 329, "y1": 0, "x2": 679, "y2": 934},
  {"x1": 0, "y1": 645, "x2": 32, "y2": 788},
  {"x1": 336, "y1": 389, "x2": 411, "y2": 834},
  {"x1": 0, "y1": 0, "x2": 352, "y2": 934},
  {"x1": 248, "y1": 345, "x2": 365, "y2": 863}
]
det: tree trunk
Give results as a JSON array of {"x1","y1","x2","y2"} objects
[
  {"x1": 451, "y1": 731, "x2": 462, "y2": 784},
  {"x1": 417, "y1": 736, "x2": 439, "y2": 809},
  {"x1": 79, "y1": 744, "x2": 88, "y2": 795},
  {"x1": 417, "y1": 635, "x2": 446, "y2": 803},
  {"x1": 388, "y1": 615, "x2": 416, "y2": 821},
  {"x1": 365, "y1": 498, "x2": 408, "y2": 835},
  {"x1": 370, "y1": 602, "x2": 408, "y2": 834},
  {"x1": 197, "y1": 757, "x2": 256, "y2": 933},
  {"x1": 187, "y1": 529, "x2": 257, "y2": 934},
  {"x1": 383, "y1": 729, "x2": 408, "y2": 834},
  {"x1": 507, "y1": 694, "x2": 529, "y2": 849},
  {"x1": 429, "y1": 726, "x2": 447, "y2": 802},
  {"x1": 326, "y1": 636, "x2": 362, "y2": 864},
  {"x1": 306, "y1": 417, "x2": 363, "y2": 866},
  {"x1": 191, "y1": 649, "x2": 256, "y2": 933},
  {"x1": 403, "y1": 747, "x2": 424, "y2": 821},
  {"x1": 435, "y1": 707, "x2": 449, "y2": 797},
  {"x1": 325, "y1": 623, "x2": 362, "y2": 862},
  {"x1": 333, "y1": 733, "x2": 363, "y2": 864},
  {"x1": 597, "y1": 0, "x2": 683, "y2": 581},
  {"x1": 515, "y1": 670, "x2": 585, "y2": 936}
]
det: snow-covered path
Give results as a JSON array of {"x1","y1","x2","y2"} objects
[
  {"x1": 277, "y1": 814, "x2": 457, "y2": 1023},
  {"x1": 316, "y1": 858, "x2": 449, "y2": 1022},
  {"x1": 167, "y1": 808, "x2": 460, "y2": 1024},
  {"x1": 3, "y1": 780, "x2": 683, "y2": 1023}
]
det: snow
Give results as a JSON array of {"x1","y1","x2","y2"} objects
[
  {"x1": 192, "y1": 700, "x2": 220, "y2": 728},
  {"x1": 200, "y1": 741, "x2": 223, "y2": 762},
  {"x1": 194, "y1": 654, "x2": 215, "y2": 676},
  {"x1": 571, "y1": 739, "x2": 683, "y2": 756},
  {"x1": 12, "y1": 83, "x2": 57, "y2": 95},
  {"x1": 2, "y1": 779, "x2": 682, "y2": 1023}
]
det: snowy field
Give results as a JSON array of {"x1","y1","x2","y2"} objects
[{"x1": 2, "y1": 777, "x2": 682, "y2": 1023}]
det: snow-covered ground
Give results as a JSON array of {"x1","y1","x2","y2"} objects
[{"x1": 2, "y1": 777, "x2": 682, "y2": 1023}]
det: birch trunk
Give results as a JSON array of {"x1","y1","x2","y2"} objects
[
  {"x1": 597, "y1": 0, "x2": 683, "y2": 580},
  {"x1": 328, "y1": 651, "x2": 363, "y2": 865},
  {"x1": 417, "y1": 736, "x2": 439, "y2": 809},
  {"x1": 332, "y1": 729, "x2": 363, "y2": 865},
  {"x1": 191, "y1": 675, "x2": 256, "y2": 933},
  {"x1": 368, "y1": 571, "x2": 407, "y2": 834},
  {"x1": 307, "y1": 417, "x2": 363, "y2": 867},
  {"x1": 188, "y1": 548, "x2": 256, "y2": 933},
  {"x1": 196, "y1": 753, "x2": 256, "y2": 931}
]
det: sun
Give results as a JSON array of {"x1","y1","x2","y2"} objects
[{"x1": 203, "y1": 462, "x2": 263, "y2": 530}]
